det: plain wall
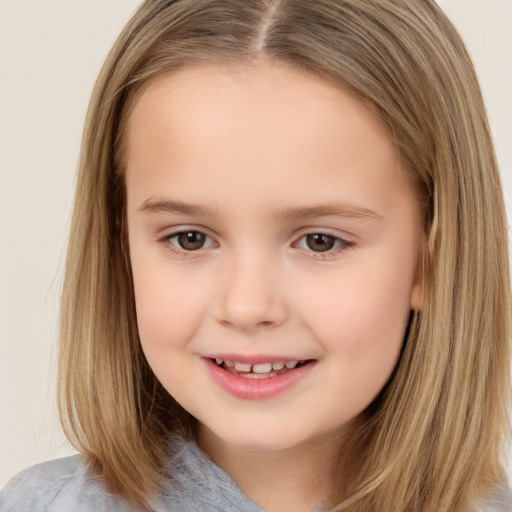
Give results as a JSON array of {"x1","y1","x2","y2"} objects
[{"x1": 1, "y1": 0, "x2": 511, "y2": 487}]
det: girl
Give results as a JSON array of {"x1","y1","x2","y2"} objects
[{"x1": 1, "y1": 1, "x2": 510, "y2": 511}]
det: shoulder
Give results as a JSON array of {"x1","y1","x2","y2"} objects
[
  {"x1": 476, "y1": 482, "x2": 512, "y2": 512},
  {"x1": 0, "y1": 455, "x2": 137, "y2": 512},
  {"x1": 0, "y1": 456, "x2": 83, "y2": 511}
]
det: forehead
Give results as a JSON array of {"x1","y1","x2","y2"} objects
[
  {"x1": 123, "y1": 59, "x2": 417, "y2": 215},
  {"x1": 124, "y1": 58, "x2": 393, "y2": 153}
]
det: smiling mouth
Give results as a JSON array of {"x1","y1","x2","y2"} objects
[{"x1": 211, "y1": 358, "x2": 311, "y2": 379}]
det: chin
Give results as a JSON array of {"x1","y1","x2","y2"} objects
[
  {"x1": 200, "y1": 417, "x2": 320, "y2": 453},
  {"x1": 227, "y1": 433, "x2": 299, "y2": 452}
]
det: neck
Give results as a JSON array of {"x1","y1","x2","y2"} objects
[{"x1": 198, "y1": 427, "x2": 345, "y2": 512}]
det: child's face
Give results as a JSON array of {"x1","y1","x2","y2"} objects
[{"x1": 125, "y1": 59, "x2": 423, "y2": 453}]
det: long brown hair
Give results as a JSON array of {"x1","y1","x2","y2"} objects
[{"x1": 58, "y1": 1, "x2": 511, "y2": 510}]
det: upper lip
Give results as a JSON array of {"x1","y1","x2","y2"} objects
[{"x1": 203, "y1": 353, "x2": 314, "y2": 364}]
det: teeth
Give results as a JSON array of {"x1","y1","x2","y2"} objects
[
  {"x1": 252, "y1": 363, "x2": 272, "y2": 374},
  {"x1": 213, "y1": 358, "x2": 306, "y2": 371},
  {"x1": 234, "y1": 362, "x2": 252, "y2": 372},
  {"x1": 244, "y1": 373, "x2": 270, "y2": 379}
]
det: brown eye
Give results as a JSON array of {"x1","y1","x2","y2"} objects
[
  {"x1": 305, "y1": 234, "x2": 337, "y2": 252},
  {"x1": 176, "y1": 231, "x2": 207, "y2": 250}
]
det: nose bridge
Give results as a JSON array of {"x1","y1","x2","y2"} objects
[{"x1": 215, "y1": 246, "x2": 287, "y2": 331}]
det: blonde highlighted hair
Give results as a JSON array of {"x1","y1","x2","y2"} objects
[{"x1": 59, "y1": 1, "x2": 511, "y2": 510}]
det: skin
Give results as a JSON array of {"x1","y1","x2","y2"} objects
[{"x1": 124, "y1": 58, "x2": 424, "y2": 512}]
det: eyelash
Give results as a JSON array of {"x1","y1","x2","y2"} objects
[{"x1": 159, "y1": 229, "x2": 353, "y2": 259}]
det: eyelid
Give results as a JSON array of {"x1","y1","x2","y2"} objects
[
  {"x1": 157, "y1": 224, "x2": 216, "y2": 241},
  {"x1": 292, "y1": 229, "x2": 354, "y2": 257},
  {"x1": 293, "y1": 226, "x2": 355, "y2": 243},
  {"x1": 169, "y1": 232, "x2": 216, "y2": 248},
  {"x1": 158, "y1": 226, "x2": 218, "y2": 255}
]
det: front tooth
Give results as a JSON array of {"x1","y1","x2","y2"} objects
[
  {"x1": 235, "y1": 362, "x2": 252, "y2": 372},
  {"x1": 272, "y1": 361, "x2": 285, "y2": 370},
  {"x1": 215, "y1": 358, "x2": 223, "y2": 365},
  {"x1": 285, "y1": 360, "x2": 299, "y2": 369},
  {"x1": 244, "y1": 373, "x2": 270, "y2": 379},
  {"x1": 225, "y1": 360, "x2": 235, "y2": 367},
  {"x1": 253, "y1": 363, "x2": 272, "y2": 374}
]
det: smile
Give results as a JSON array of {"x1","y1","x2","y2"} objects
[
  {"x1": 213, "y1": 358, "x2": 308, "y2": 379},
  {"x1": 205, "y1": 357, "x2": 316, "y2": 399}
]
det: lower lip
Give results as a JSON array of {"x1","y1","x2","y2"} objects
[{"x1": 204, "y1": 358, "x2": 315, "y2": 399}]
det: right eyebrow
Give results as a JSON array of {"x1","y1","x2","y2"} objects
[{"x1": 138, "y1": 198, "x2": 217, "y2": 217}]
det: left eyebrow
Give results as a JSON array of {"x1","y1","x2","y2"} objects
[{"x1": 278, "y1": 203, "x2": 382, "y2": 222}]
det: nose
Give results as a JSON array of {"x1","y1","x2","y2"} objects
[{"x1": 214, "y1": 253, "x2": 288, "y2": 331}]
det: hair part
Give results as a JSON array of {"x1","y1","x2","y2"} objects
[{"x1": 59, "y1": 1, "x2": 511, "y2": 510}]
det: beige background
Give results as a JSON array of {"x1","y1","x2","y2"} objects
[{"x1": 1, "y1": 0, "x2": 511, "y2": 486}]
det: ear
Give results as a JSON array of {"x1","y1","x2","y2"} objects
[
  {"x1": 409, "y1": 255, "x2": 426, "y2": 311},
  {"x1": 410, "y1": 280, "x2": 424, "y2": 311}
]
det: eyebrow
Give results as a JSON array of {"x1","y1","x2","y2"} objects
[
  {"x1": 139, "y1": 198, "x2": 216, "y2": 217},
  {"x1": 279, "y1": 204, "x2": 382, "y2": 221},
  {"x1": 138, "y1": 198, "x2": 381, "y2": 221}
]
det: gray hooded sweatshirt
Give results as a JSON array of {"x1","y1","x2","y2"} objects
[{"x1": 1, "y1": 438, "x2": 510, "y2": 512}]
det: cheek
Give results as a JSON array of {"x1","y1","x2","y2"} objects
[
  {"x1": 299, "y1": 264, "x2": 413, "y2": 416},
  {"x1": 130, "y1": 254, "x2": 210, "y2": 353},
  {"x1": 131, "y1": 264, "x2": 212, "y2": 403},
  {"x1": 297, "y1": 261, "x2": 413, "y2": 362}
]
